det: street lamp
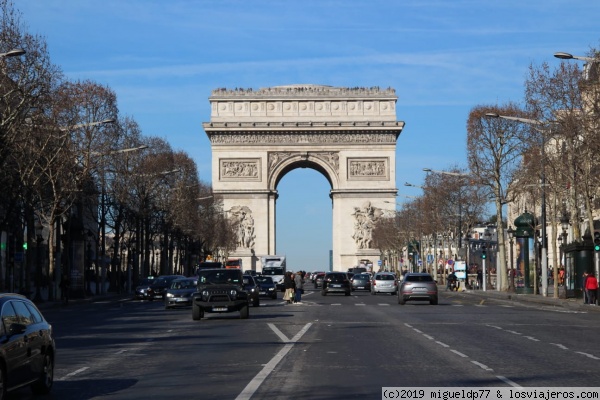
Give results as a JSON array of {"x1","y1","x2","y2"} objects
[
  {"x1": 486, "y1": 113, "x2": 549, "y2": 297},
  {"x1": 507, "y1": 226, "x2": 515, "y2": 292},
  {"x1": 554, "y1": 52, "x2": 595, "y2": 62},
  {"x1": 0, "y1": 48, "x2": 26, "y2": 58}
]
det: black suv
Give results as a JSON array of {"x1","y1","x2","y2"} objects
[
  {"x1": 243, "y1": 275, "x2": 261, "y2": 307},
  {"x1": 321, "y1": 272, "x2": 351, "y2": 296},
  {"x1": 192, "y1": 269, "x2": 250, "y2": 320}
]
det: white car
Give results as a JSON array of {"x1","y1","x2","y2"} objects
[{"x1": 371, "y1": 272, "x2": 398, "y2": 295}]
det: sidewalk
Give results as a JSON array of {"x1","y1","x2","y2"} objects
[
  {"x1": 27, "y1": 285, "x2": 132, "y2": 310},
  {"x1": 455, "y1": 287, "x2": 600, "y2": 312}
]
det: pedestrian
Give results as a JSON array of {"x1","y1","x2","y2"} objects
[
  {"x1": 476, "y1": 270, "x2": 483, "y2": 290},
  {"x1": 294, "y1": 271, "x2": 304, "y2": 304},
  {"x1": 283, "y1": 271, "x2": 295, "y2": 304},
  {"x1": 582, "y1": 271, "x2": 589, "y2": 304},
  {"x1": 59, "y1": 274, "x2": 71, "y2": 305},
  {"x1": 585, "y1": 272, "x2": 598, "y2": 305},
  {"x1": 447, "y1": 271, "x2": 458, "y2": 291}
]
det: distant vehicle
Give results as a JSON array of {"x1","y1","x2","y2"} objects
[
  {"x1": 243, "y1": 275, "x2": 260, "y2": 307},
  {"x1": 398, "y1": 272, "x2": 438, "y2": 305},
  {"x1": 351, "y1": 267, "x2": 367, "y2": 274},
  {"x1": 351, "y1": 273, "x2": 371, "y2": 291},
  {"x1": 321, "y1": 272, "x2": 351, "y2": 296},
  {"x1": 134, "y1": 277, "x2": 156, "y2": 300},
  {"x1": 371, "y1": 272, "x2": 398, "y2": 295},
  {"x1": 195, "y1": 262, "x2": 223, "y2": 273},
  {"x1": 147, "y1": 275, "x2": 186, "y2": 300},
  {"x1": 0, "y1": 294, "x2": 55, "y2": 397},
  {"x1": 261, "y1": 255, "x2": 286, "y2": 291},
  {"x1": 313, "y1": 272, "x2": 326, "y2": 289},
  {"x1": 226, "y1": 258, "x2": 243, "y2": 269},
  {"x1": 255, "y1": 276, "x2": 278, "y2": 299},
  {"x1": 164, "y1": 277, "x2": 198, "y2": 309}
]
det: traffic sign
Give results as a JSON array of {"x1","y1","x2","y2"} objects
[{"x1": 377, "y1": 260, "x2": 382, "y2": 266}]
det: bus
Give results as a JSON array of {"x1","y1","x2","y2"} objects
[{"x1": 226, "y1": 258, "x2": 243, "y2": 269}]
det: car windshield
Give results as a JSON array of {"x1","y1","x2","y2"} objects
[
  {"x1": 354, "y1": 274, "x2": 369, "y2": 280},
  {"x1": 405, "y1": 275, "x2": 434, "y2": 282},
  {"x1": 263, "y1": 267, "x2": 284, "y2": 276},
  {"x1": 198, "y1": 270, "x2": 242, "y2": 285},
  {"x1": 255, "y1": 277, "x2": 274, "y2": 284},
  {"x1": 171, "y1": 280, "x2": 196, "y2": 289}
]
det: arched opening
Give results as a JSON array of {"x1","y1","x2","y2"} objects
[{"x1": 275, "y1": 167, "x2": 332, "y2": 272}]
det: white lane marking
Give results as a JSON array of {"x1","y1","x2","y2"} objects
[
  {"x1": 236, "y1": 323, "x2": 312, "y2": 400},
  {"x1": 487, "y1": 325, "x2": 503, "y2": 330},
  {"x1": 413, "y1": 329, "x2": 423, "y2": 333},
  {"x1": 506, "y1": 330, "x2": 522, "y2": 335},
  {"x1": 378, "y1": 304, "x2": 390, "y2": 306},
  {"x1": 575, "y1": 351, "x2": 600, "y2": 360},
  {"x1": 267, "y1": 323, "x2": 290, "y2": 343},
  {"x1": 435, "y1": 341, "x2": 450, "y2": 348},
  {"x1": 524, "y1": 336, "x2": 540, "y2": 341},
  {"x1": 58, "y1": 367, "x2": 89, "y2": 381},
  {"x1": 331, "y1": 303, "x2": 342, "y2": 306},
  {"x1": 497, "y1": 375, "x2": 522, "y2": 388},
  {"x1": 450, "y1": 349, "x2": 468, "y2": 358},
  {"x1": 423, "y1": 334, "x2": 434, "y2": 340},
  {"x1": 404, "y1": 323, "x2": 413, "y2": 328},
  {"x1": 471, "y1": 361, "x2": 493, "y2": 371},
  {"x1": 115, "y1": 349, "x2": 128, "y2": 355},
  {"x1": 550, "y1": 343, "x2": 569, "y2": 350},
  {"x1": 355, "y1": 303, "x2": 366, "y2": 306}
]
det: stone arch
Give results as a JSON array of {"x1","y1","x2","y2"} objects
[{"x1": 203, "y1": 85, "x2": 405, "y2": 272}]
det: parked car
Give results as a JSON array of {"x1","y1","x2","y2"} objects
[
  {"x1": 0, "y1": 294, "x2": 55, "y2": 397},
  {"x1": 314, "y1": 272, "x2": 326, "y2": 289},
  {"x1": 164, "y1": 277, "x2": 198, "y2": 309},
  {"x1": 243, "y1": 275, "x2": 261, "y2": 307},
  {"x1": 398, "y1": 272, "x2": 438, "y2": 305},
  {"x1": 147, "y1": 275, "x2": 186, "y2": 300},
  {"x1": 254, "y1": 276, "x2": 278, "y2": 299},
  {"x1": 321, "y1": 272, "x2": 351, "y2": 296},
  {"x1": 134, "y1": 277, "x2": 156, "y2": 300},
  {"x1": 351, "y1": 273, "x2": 372, "y2": 291},
  {"x1": 371, "y1": 272, "x2": 398, "y2": 295}
]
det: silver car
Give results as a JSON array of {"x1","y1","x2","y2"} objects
[
  {"x1": 398, "y1": 272, "x2": 438, "y2": 305},
  {"x1": 371, "y1": 272, "x2": 398, "y2": 295}
]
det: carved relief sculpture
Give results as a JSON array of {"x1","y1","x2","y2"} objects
[
  {"x1": 348, "y1": 158, "x2": 389, "y2": 181},
  {"x1": 352, "y1": 201, "x2": 384, "y2": 249},
  {"x1": 220, "y1": 159, "x2": 260, "y2": 181},
  {"x1": 229, "y1": 206, "x2": 256, "y2": 249}
]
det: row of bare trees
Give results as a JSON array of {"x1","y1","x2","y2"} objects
[
  {"x1": 0, "y1": 1, "x2": 235, "y2": 296},
  {"x1": 374, "y1": 44, "x2": 600, "y2": 294}
]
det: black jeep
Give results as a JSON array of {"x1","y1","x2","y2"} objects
[{"x1": 192, "y1": 268, "x2": 250, "y2": 320}]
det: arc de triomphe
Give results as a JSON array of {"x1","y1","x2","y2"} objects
[{"x1": 202, "y1": 85, "x2": 405, "y2": 271}]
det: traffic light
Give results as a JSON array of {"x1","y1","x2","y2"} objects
[
  {"x1": 481, "y1": 250, "x2": 486, "y2": 259},
  {"x1": 594, "y1": 231, "x2": 600, "y2": 252}
]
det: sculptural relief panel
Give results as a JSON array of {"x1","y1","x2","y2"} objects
[
  {"x1": 220, "y1": 158, "x2": 261, "y2": 181},
  {"x1": 211, "y1": 133, "x2": 397, "y2": 145},
  {"x1": 347, "y1": 157, "x2": 389, "y2": 181}
]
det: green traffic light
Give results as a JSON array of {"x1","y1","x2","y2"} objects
[
  {"x1": 595, "y1": 245, "x2": 600, "y2": 252},
  {"x1": 482, "y1": 253, "x2": 486, "y2": 259},
  {"x1": 22, "y1": 242, "x2": 27, "y2": 250}
]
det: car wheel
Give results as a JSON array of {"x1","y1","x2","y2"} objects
[
  {"x1": 345, "y1": 291, "x2": 351, "y2": 296},
  {"x1": 253, "y1": 297, "x2": 260, "y2": 307},
  {"x1": 321, "y1": 290, "x2": 327, "y2": 296},
  {"x1": 239, "y1": 305, "x2": 249, "y2": 319},
  {"x1": 192, "y1": 304, "x2": 203, "y2": 320},
  {"x1": 430, "y1": 296, "x2": 438, "y2": 305},
  {"x1": 398, "y1": 296, "x2": 406, "y2": 305},
  {"x1": 31, "y1": 352, "x2": 54, "y2": 395}
]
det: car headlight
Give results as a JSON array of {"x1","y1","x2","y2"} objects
[
  {"x1": 268, "y1": 287, "x2": 274, "y2": 291},
  {"x1": 229, "y1": 289, "x2": 238, "y2": 298},
  {"x1": 201, "y1": 290, "x2": 209, "y2": 301},
  {"x1": 166, "y1": 293, "x2": 174, "y2": 298}
]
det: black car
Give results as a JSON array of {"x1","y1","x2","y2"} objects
[
  {"x1": 0, "y1": 294, "x2": 55, "y2": 397},
  {"x1": 321, "y1": 272, "x2": 351, "y2": 296},
  {"x1": 254, "y1": 276, "x2": 278, "y2": 299},
  {"x1": 146, "y1": 275, "x2": 186, "y2": 300},
  {"x1": 243, "y1": 275, "x2": 261, "y2": 307},
  {"x1": 134, "y1": 276, "x2": 156, "y2": 300},
  {"x1": 192, "y1": 268, "x2": 250, "y2": 320}
]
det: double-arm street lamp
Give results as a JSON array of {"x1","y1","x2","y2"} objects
[
  {"x1": 486, "y1": 113, "x2": 550, "y2": 297},
  {"x1": 0, "y1": 48, "x2": 26, "y2": 58}
]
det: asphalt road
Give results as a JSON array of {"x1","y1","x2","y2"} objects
[{"x1": 11, "y1": 287, "x2": 600, "y2": 399}]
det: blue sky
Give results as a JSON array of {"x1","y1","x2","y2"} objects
[{"x1": 17, "y1": 0, "x2": 600, "y2": 271}]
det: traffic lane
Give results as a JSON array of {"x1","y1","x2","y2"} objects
[
  {"x1": 396, "y1": 298, "x2": 600, "y2": 387},
  {"x1": 251, "y1": 296, "x2": 512, "y2": 399}
]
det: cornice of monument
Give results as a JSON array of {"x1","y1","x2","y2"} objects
[{"x1": 209, "y1": 84, "x2": 397, "y2": 100}]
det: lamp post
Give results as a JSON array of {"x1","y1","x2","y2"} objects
[
  {"x1": 507, "y1": 226, "x2": 515, "y2": 292},
  {"x1": 486, "y1": 113, "x2": 549, "y2": 297},
  {"x1": 0, "y1": 48, "x2": 26, "y2": 58}
]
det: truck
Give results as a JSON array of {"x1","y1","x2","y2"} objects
[
  {"x1": 225, "y1": 258, "x2": 243, "y2": 269},
  {"x1": 260, "y1": 255, "x2": 287, "y2": 291}
]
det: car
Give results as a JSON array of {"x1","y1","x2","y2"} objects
[
  {"x1": 146, "y1": 275, "x2": 186, "y2": 301},
  {"x1": 192, "y1": 268, "x2": 250, "y2": 320},
  {"x1": 398, "y1": 272, "x2": 438, "y2": 305},
  {"x1": 254, "y1": 276, "x2": 278, "y2": 299},
  {"x1": 321, "y1": 272, "x2": 351, "y2": 296},
  {"x1": 351, "y1": 273, "x2": 372, "y2": 291},
  {"x1": 371, "y1": 272, "x2": 398, "y2": 295},
  {"x1": 313, "y1": 272, "x2": 326, "y2": 289},
  {"x1": 243, "y1": 275, "x2": 261, "y2": 307},
  {"x1": 164, "y1": 277, "x2": 198, "y2": 309},
  {"x1": 0, "y1": 294, "x2": 55, "y2": 397},
  {"x1": 134, "y1": 277, "x2": 156, "y2": 300}
]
